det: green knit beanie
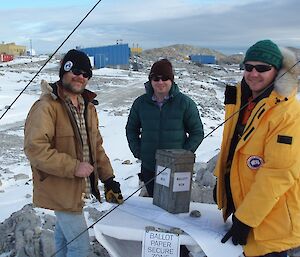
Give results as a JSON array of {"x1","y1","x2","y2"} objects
[{"x1": 244, "y1": 39, "x2": 283, "y2": 70}]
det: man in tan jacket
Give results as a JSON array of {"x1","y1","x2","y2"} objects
[{"x1": 24, "y1": 49, "x2": 123, "y2": 257}]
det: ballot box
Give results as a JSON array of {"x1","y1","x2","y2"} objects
[{"x1": 153, "y1": 149, "x2": 195, "y2": 214}]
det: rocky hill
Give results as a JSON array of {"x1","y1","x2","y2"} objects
[
  {"x1": 141, "y1": 44, "x2": 300, "y2": 65},
  {"x1": 141, "y1": 44, "x2": 227, "y2": 62},
  {"x1": 288, "y1": 47, "x2": 300, "y2": 59}
]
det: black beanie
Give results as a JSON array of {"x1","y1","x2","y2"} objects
[
  {"x1": 59, "y1": 49, "x2": 92, "y2": 79},
  {"x1": 149, "y1": 59, "x2": 174, "y2": 82}
]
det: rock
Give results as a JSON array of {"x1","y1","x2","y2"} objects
[
  {"x1": 201, "y1": 171, "x2": 216, "y2": 187},
  {"x1": 42, "y1": 214, "x2": 56, "y2": 231},
  {"x1": 194, "y1": 154, "x2": 218, "y2": 187},
  {"x1": 4, "y1": 168, "x2": 13, "y2": 174},
  {"x1": 85, "y1": 207, "x2": 106, "y2": 222},
  {"x1": 121, "y1": 160, "x2": 132, "y2": 165},
  {"x1": 169, "y1": 228, "x2": 184, "y2": 234},
  {"x1": 190, "y1": 210, "x2": 201, "y2": 218},
  {"x1": 191, "y1": 155, "x2": 218, "y2": 203},
  {"x1": 191, "y1": 183, "x2": 214, "y2": 204},
  {"x1": 40, "y1": 229, "x2": 55, "y2": 257},
  {"x1": 14, "y1": 173, "x2": 29, "y2": 181},
  {"x1": 89, "y1": 237, "x2": 110, "y2": 257},
  {"x1": 0, "y1": 204, "x2": 110, "y2": 257}
]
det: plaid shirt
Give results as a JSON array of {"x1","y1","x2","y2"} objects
[{"x1": 65, "y1": 95, "x2": 92, "y2": 198}]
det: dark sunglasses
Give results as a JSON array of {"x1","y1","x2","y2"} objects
[
  {"x1": 244, "y1": 63, "x2": 273, "y2": 73},
  {"x1": 71, "y1": 68, "x2": 90, "y2": 78},
  {"x1": 151, "y1": 75, "x2": 170, "y2": 82}
]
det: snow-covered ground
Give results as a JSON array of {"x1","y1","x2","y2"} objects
[
  {"x1": 0, "y1": 56, "x2": 241, "y2": 223},
  {"x1": 0, "y1": 57, "x2": 239, "y2": 221},
  {"x1": 0, "y1": 57, "x2": 246, "y2": 256},
  {"x1": 2, "y1": 56, "x2": 300, "y2": 256}
]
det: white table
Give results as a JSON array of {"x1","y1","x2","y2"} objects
[{"x1": 93, "y1": 197, "x2": 243, "y2": 257}]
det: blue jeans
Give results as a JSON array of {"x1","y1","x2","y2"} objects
[{"x1": 54, "y1": 211, "x2": 90, "y2": 257}]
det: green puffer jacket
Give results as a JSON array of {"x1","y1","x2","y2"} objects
[{"x1": 126, "y1": 81, "x2": 204, "y2": 171}]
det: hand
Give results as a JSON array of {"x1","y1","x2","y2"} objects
[
  {"x1": 221, "y1": 215, "x2": 251, "y2": 245},
  {"x1": 104, "y1": 177, "x2": 124, "y2": 204},
  {"x1": 75, "y1": 162, "x2": 94, "y2": 177}
]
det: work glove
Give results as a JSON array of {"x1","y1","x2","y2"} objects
[
  {"x1": 104, "y1": 177, "x2": 124, "y2": 204},
  {"x1": 221, "y1": 215, "x2": 251, "y2": 245}
]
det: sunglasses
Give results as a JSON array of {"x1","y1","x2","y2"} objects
[
  {"x1": 244, "y1": 63, "x2": 273, "y2": 73},
  {"x1": 71, "y1": 68, "x2": 90, "y2": 78},
  {"x1": 151, "y1": 75, "x2": 170, "y2": 82}
]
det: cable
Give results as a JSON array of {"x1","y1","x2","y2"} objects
[
  {"x1": 50, "y1": 59, "x2": 300, "y2": 256},
  {"x1": 204, "y1": 60, "x2": 300, "y2": 139},
  {"x1": 0, "y1": 0, "x2": 297, "y2": 254},
  {"x1": 50, "y1": 165, "x2": 169, "y2": 257},
  {"x1": 0, "y1": 0, "x2": 103, "y2": 122}
]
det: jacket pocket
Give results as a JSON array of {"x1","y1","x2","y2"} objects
[
  {"x1": 254, "y1": 195, "x2": 292, "y2": 241},
  {"x1": 55, "y1": 127, "x2": 76, "y2": 155}
]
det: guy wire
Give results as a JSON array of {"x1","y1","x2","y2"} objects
[
  {"x1": 50, "y1": 58, "x2": 300, "y2": 255},
  {"x1": 0, "y1": 0, "x2": 103, "y2": 121},
  {"x1": 1, "y1": 2, "x2": 299, "y2": 253}
]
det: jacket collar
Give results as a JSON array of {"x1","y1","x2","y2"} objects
[{"x1": 273, "y1": 47, "x2": 299, "y2": 97}]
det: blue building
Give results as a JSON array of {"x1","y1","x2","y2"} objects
[
  {"x1": 80, "y1": 44, "x2": 130, "y2": 68},
  {"x1": 189, "y1": 54, "x2": 216, "y2": 64}
]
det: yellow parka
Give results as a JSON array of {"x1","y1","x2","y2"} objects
[
  {"x1": 214, "y1": 48, "x2": 300, "y2": 256},
  {"x1": 24, "y1": 81, "x2": 114, "y2": 212}
]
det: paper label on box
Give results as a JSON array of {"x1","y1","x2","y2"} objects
[
  {"x1": 156, "y1": 165, "x2": 170, "y2": 187},
  {"x1": 173, "y1": 172, "x2": 191, "y2": 192}
]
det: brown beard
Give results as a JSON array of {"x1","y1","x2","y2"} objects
[{"x1": 62, "y1": 81, "x2": 85, "y2": 94}]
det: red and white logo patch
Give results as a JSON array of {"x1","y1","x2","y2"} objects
[{"x1": 247, "y1": 156, "x2": 264, "y2": 170}]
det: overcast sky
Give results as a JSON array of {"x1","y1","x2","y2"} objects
[{"x1": 1, "y1": 0, "x2": 299, "y2": 54}]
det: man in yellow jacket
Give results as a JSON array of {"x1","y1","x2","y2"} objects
[
  {"x1": 24, "y1": 49, "x2": 123, "y2": 257},
  {"x1": 214, "y1": 40, "x2": 300, "y2": 257}
]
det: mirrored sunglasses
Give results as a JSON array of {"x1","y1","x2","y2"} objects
[
  {"x1": 244, "y1": 64, "x2": 273, "y2": 73},
  {"x1": 151, "y1": 75, "x2": 170, "y2": 82},
  {"x1": 71, "y1": 68, "x2": 90, "y2": 78}
]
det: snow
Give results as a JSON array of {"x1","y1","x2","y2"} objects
[
  {"x1": 0, "y1": 56, "x2": 240, "y2": 257},
  {"x1": 0, "y1": 60, "x2": 228, "y2": 223},
  {"x1": 0, "y1": 57, "x2": 245, "y2": 257}
]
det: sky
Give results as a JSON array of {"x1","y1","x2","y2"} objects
[{"x1": 0, "y1": 0, "x2": 299, "y2": 54}]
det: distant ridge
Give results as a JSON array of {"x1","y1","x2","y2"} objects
[
  {"x1": 142, "y1": 44, "x2": 226, "y2": 60},
  {"x1": 141, "y1": 44, "x2": 244, "y2": 64},
  {"x1": 141, "y1": 44, "x2": 300, "y2": 64}
]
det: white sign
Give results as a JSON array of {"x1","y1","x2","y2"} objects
[
  {"x1": 142, "y1": 230, "x2": 180, "y2": 257},
  {"x1": 156, "y1": 166, "x2": 171, "y2": 187},
  {"x1": 173, "y1": 172, "x2": 191, "y2": 192}
]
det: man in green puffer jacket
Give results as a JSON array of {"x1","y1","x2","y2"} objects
[{"x1": 126, "y1": 59, "x2": 204, "y2": 197}]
